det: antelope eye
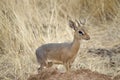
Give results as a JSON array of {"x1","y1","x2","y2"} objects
[{"x1": 79, "y1": 31, "x2": 83, "y2": 34}]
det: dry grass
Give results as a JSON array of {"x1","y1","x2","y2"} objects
[{"x1": 0, "y1": 0, "x2": 120, "y2": 80}]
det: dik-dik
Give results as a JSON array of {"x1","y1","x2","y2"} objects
[{"x1": 36, "y1": 20, "x2": 90, "y2": 71}]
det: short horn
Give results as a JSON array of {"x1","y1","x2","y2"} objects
[
  {"x1": 79, "y1": 19, "x2": 86, "y2": 25},
  {"x1": 75, "y1": 19, "x2": 81, "y2": 27}
]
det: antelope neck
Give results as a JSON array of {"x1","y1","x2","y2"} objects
[{"x1": 71, "y1": 37, "x2": 81, "y2": 54}]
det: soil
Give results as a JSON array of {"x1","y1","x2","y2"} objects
[{"x1": 27, "y1": 68, "x2": 112, "y2": 80}]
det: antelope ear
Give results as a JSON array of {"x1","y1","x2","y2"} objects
[{"x1": 69, "y1": 20, "x2": 77, "y2": 31}]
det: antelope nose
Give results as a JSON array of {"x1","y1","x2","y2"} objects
[{"x1": 86, "y1": 36, "x2": 90, "y2": 40}]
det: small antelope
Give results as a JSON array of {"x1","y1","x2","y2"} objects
[{"x1": 36, "y1": 20, "x2": 90, "y2": 71}]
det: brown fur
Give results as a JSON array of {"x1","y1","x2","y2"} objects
[{"x1": 35, "y1": 20, "x2": 90, "y2": 71}]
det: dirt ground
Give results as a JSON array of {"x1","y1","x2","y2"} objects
[{"x1": 27, "y1": 68, "x2": 113, "y2": 80}]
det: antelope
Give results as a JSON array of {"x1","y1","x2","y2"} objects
[{"x1": 35, "y1": 19, "x2": 90, "y2": 71}]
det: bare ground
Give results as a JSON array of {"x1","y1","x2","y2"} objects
[{"x1": 28, "y1": 68, "x2": 112, "y2": 80}]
